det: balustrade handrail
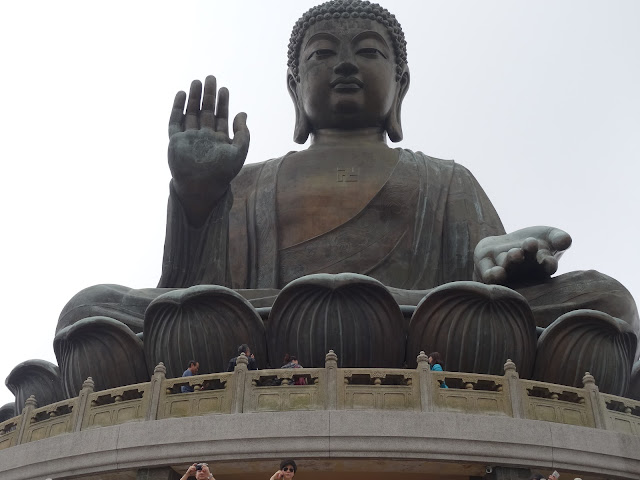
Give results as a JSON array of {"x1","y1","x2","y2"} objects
[{"x1": 1, "y1": 351, "x2": 639, "y2": 450}]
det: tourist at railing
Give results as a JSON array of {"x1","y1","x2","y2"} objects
[
  {"x1": 181, "y1": 360, "x2": 200, "y2": 393},
  {"x1": 428, "y1": 352, "x2": 449, "y2": 389},
  {"x1": 282, "y1": 355, "x2": 307, "y2": 385},
  {"x1": 181, "y1": 462, "x2": 215, "y2": 480},
  {"x1": 270, "y1": 459, "x2": 297, "y2": 480},
  {"x1": 227, "y1": 344, "x2": 258, "y2": 371},
  {"x1": 282, "y1": 354, "x2": 302, "y2": 369},
  {"x1": 548, "y1": 470, "x2": 560, "y2": 480}
]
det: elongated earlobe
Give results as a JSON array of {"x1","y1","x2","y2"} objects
[
  {"x1": 287, "y1": 72, "x2": 310, "y2": 144},
  {"x1": 385, "y1": 69, "x2": 410, "y2": 142}
]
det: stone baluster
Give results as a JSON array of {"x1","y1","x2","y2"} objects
[
  {"x1": 417, "y1": 351, "x2": 433, "y2": 412},
  {"x1": 145, "y1": 363, "x2": 167, "y2": 421},
  {"x1": 582, "y1": 371, "x2": 607, "y2": 429},
  {"x1": 325, "y1": 350, "x2": 338, "y2": 410},
  {"x1": 232, "y1": 353, "x2": 249, "y2": 414},
  {"x1": 16, "y1": 395, "x2": 37, "y2": 444},
  {"x1": 503, "y1": 359, "x2": 524, "y2": 419},
  {"x1": 70, "y1": 377, "x2": 94, "y2": 432}
]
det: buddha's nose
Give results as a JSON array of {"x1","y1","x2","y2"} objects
[{"x1": 333, "y1": 59, "x2": 358, "y2": 76}]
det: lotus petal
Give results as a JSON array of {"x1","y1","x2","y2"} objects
[
  {"x1": 267, "y1": 273, "x2": 406, "y2": 368},
  {"x1": 533, "y1": 309, "x2": 636, "y2": 396},
  {"x1": 630, "y1": 360, "x2": 640, "y2": 401},
  {"x1": 0, "y1": 403, "x2": 16, "y2": 422},
  {"x1": 145, "y1": 285, "x2": 266, "y2": 377},
  {"x1": 407, "y1": 281, "x2": 537, "y2": 377},
  {"x1": 5, "y1": 360, "x2": 65, "y2": 412},
  {"x1": 54, "y1": 316, "x2": 148, "y2": 397}
]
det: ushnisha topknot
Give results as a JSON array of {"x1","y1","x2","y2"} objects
[{"x1": 287, "y1": 0, "x2": 408, "y2": 82}]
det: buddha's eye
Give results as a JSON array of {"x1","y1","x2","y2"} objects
[
  {"x1": 307, "y1": 49, "x2": 335, "y2": 60},
  {"x1": 357, "y1": 48, "x2": 387, "y2": 59}
]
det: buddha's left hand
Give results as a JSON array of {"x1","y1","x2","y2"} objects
[{"x1": 473, "y1": 226, "x2": 572, "y2": 285}]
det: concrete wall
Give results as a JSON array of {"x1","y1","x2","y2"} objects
[{"x1": 0, "y1": 410, "x2": 639, "y2": 480}]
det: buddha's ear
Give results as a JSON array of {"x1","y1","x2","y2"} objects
[
  {"x1": 385, "y1": 67, "x2": 410, "y2": 143},
  {"x1": 287, "y1": 70, "x2": 310, "y2": 144}
]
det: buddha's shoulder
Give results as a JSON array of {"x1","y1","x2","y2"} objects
[
  {"x1": 230, "y1": 155, "x2": 289, "y2": 195},
  {"x1": 396, "y1": 149, "x2": 474, "y2": 175}
]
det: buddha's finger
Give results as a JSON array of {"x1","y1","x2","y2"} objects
[
  {"x1": 185, "y1": 79, "x2": 203, "y2": 130},
  {"x1": 522, "y1": 237, "x2": 539, "y2": 256},
  {"x1": 201, "y1": 76, "x2": 217, "y2": 130},
  {"x1": 215, "y1": 87, "x2": 230, "y2": 136},
  {"x1": 536, "y1": 249, "x2": 558, "y2": 275},
  {"x1": 476, "y1": 256, "x2": 497, "y2": 283},
  {"x1": 486, "y1": 266, "x2": 507, "y2": 284},
  {"x1": 548, "y1": 228, "x2": 572, "y2": 252},
  {"x1": 232, "y1": 112, "x2": 250, "y2": 153},
  {"x1": 168, "y1": 91, "x2": 186, "y2": 137},
  {"x1": 497, "y1": 247, "x2": 524, "y2": 269},
  {"x1": 495, "y1": 252, "x2": 507, "y2": 269}
]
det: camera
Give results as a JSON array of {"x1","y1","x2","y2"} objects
[
  {"x1": 196, "y1": 464, "x2": 203, "y2": 471},
  {"x1": 485, "y1": 466, "x2": 493, "y2": 474}
]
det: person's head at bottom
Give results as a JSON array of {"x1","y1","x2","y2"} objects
[
  {"x1": 427, "y1": 352, "x2": 443, "y2": 367},
  {"x1": 184, "y1": 462, "x2": 213, "y2": 480},
  {"x1": 275, "y1": 459, "x2": 297, "y2": 479},
  {"x1": 238, "y1": 343, "x2": 253, "y2": 358}
]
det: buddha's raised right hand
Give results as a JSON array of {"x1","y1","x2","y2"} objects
[{"x1": 168, "y1": 75, "x2": 249, "y2": 227}]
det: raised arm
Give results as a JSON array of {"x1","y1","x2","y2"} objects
[
  {"x1": 159, "y1": 76, "x2": 249, "y2": 288},
  {"x1": 270, "y1": 470, "x2": 284, "y2": 480},
  {"x1": 168, "y1": 75, "x2": 249, "y2": 227}
]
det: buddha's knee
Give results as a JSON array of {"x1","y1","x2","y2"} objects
[
  {"x1": 516, "y1": 269, "x2": 639, "y2": 333},
  {"x1": 57, "y1": 284, "x2": 161, "y2": 334}
]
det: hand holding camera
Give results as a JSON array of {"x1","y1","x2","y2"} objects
[{"x1": 181, "y1": 462, "x2": 214, "y2": 480}]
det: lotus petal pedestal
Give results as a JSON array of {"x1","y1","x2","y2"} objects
[
  {"x1": 406, "y1": 281, "x2": 537, "y2": 377},
  {"x1": 267, "y1": 273, "x2": 405, "y2": 368},
  {"x1": 533, "y1": 309, "x2": 637, "y2": 396},
  {"x1": 53, "y1": 316, "x2": 149, "y2": 397},
  {"x1": 5, "y1": 360, "x2": 65, "y2": 412},
  {"x1": 145, "y1": 285, "x2": 266, "y2": 377}
]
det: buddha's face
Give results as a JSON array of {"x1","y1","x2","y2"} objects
[{"x1": 292, "y1": 17, "x2": 403, "y2": 133}]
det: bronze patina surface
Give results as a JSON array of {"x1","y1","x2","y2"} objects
[{"x1": 15, "y1": 0, "x2": 638, "y2": 408}]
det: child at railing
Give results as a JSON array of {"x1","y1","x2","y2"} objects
[
  {"x1": 428, "y1": 352, "x2": 449, "y2": 389},
  {"x1": 282, "y1": 354, "x2": 307, "y2": 385}
]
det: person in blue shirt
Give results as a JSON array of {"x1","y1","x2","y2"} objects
[
  {"x1": 181, "y1": 360, "x2": 199, "y2": 393},
  {"x1": 428, "y1": 352, "x2": 448, "y2": 388}
]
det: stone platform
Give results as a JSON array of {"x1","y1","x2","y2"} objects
[{"x1": 1, "y1": 353, "x2": 639, "y2": 480}]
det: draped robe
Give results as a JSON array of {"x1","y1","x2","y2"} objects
[{"x1": 158, "y1": 149, "x2": 505, "y2": 291}]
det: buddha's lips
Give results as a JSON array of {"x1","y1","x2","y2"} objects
[{"x1": 331, "y1": 77, "x2": 364, "y2": 90}]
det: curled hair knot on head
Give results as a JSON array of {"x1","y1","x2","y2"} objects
[{"x1": 287, "y1": 0, "x2": 408, "y2": 82}]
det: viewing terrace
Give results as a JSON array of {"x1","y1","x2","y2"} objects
[{"x1": 1, "y1": 351, "x2": 639, "y2": 480}]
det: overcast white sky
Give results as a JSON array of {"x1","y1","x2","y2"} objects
[{"x1": 1, "y1": 1, "x2": 638, "y2": 408}]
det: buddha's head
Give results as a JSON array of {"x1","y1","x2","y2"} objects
[{"x1": 287, "y1": 0, "x2": 410, "y2": 143}]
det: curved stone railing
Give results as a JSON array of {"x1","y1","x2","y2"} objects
[{"x1": 1, "y1": 351, "x2": 639, "y2": 451}]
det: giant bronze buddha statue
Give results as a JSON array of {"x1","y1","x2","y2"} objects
[{"x1": 38, "y1": 0, "x2": 638, "y2": 404}]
